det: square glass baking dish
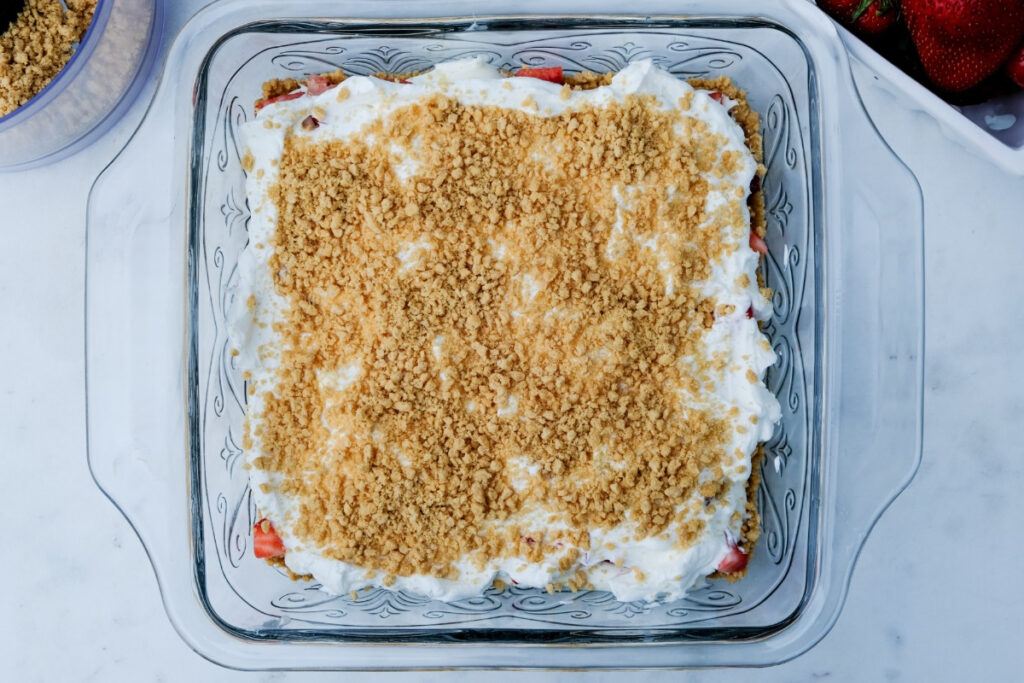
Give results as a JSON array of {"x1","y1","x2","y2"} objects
[{"x1": 85, "y1": 0, "x2": 924, "y2": 670}]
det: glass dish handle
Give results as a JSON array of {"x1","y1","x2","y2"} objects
[
  {"x1": 85, "y1": 102, "x2": 186, "y2": 612},
  {"x1": 816, "y1": 66, "x2": 925, "y2": 631}
]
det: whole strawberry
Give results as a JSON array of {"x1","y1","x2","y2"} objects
[
  {"x1": 902, "y1": 0, "x2": 1024, "y2": 92},
  {"x1": 819, "y1": 0, "x2": 900, "y2": 37},
  {"x1": 1006, "y1": 42, "x2": 1024, "y2": 88}
]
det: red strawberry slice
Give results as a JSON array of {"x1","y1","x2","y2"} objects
[
  {"x1": 746, "y1": 306, "x2": 754, "y2": 319},
  {"x1": 306, "y1": 74, "x2": 336, "y2": 96},
  {"x1": 514, "y1": 66, "x2": 564, "y2": 84},
  {"x1": 253, "y1": 518, "x2": 285, "y2": 559},
  {"x1": 255, "y1": 91, "x2": 303, "y2": 111},
  {"x1": 717, "y1": 541, "x2": 749, "y2": 574},
  {"x1": 709, "y1": 90, "x2": 725, "y2": 104},
  {"x1": 750, "y1": 231, "x2": 768, "y2": 255},
  {"x1": 902, "y1": 0, "x2": 1024, "y2": 93}
]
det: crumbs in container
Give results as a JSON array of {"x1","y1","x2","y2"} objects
[{"x1": 0, "y1": 1, "x2": 97, "y2": 117}]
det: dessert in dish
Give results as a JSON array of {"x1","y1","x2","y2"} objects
[{"x1": 229, "y1": 57, "x2": 780, "y2": 603}]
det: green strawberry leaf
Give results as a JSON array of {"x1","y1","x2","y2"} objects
[
  {"x1": 851, "y1": 0, "x2": 873, "y2": 21},
  {"x1": 852, "y1": 0, "x2": 894, "y2": 21}
]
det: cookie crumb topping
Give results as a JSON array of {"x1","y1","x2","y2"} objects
[{"x1": 250, "y1": 82, "x2": 764, "y2": 582}]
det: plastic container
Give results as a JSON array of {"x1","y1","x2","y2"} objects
[
  {"x1": 85, "y1": 0, "x2": 924, "y2": 670},
  {"x1": 0, "y1": 0, "x2": 163, "y2": 171}
]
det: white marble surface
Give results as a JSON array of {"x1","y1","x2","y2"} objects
[{"x1": 3, "y1": 1, "x2": 1023, "y2": 680}]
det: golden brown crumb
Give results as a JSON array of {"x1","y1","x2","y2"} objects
[
  {"x1": 372, "y1": 70, "x2": 421, "y2": 83},
  {"x1": 261, "y1": 77, "x2": 301, "y2": 101},
  {"x1": 0, "y1": 0, "x2": 97, "y2": 116},
  {"x1": 251, "y1": 70, "x2": 769, "y2": 584},
  {"x1": 563, "y1": 71, "x2": 614, "y2": 90}
]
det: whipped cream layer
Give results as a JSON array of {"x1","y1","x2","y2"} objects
[{"x1": 231, "y1": 58, "x2": 780, "y2": 603}]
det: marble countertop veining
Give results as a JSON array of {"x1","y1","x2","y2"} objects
[{"x1": 3, "y1": 1, "x2": 1023, "y2": 680}]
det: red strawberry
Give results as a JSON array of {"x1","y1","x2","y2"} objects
[
  {"x1": 717, "y1": 541, "x2": 749, "y2": 574},
  {"x1": 514, "y1": 66, "x2": 564, "y2": 84},
  {"x1": 750, "y1": 231, "x2": 768, "y2": 256},
  {"x1": 819, "y1": 0, "x2": 899, "y2": 37},
  {"x1": 305, "y1": 74, "x2": 336, "y2": 96},
  {"x1": 902, "y1": 0, "x2": 1024, "y2": 93},
  {"x1": 253, "y1": 518, "x2": 285, "y2": 559},
  {"x1": 254, "y1": 91, "x2": 303, "y2": 111},
  {"x1": 1006, "y1": 42, "x2": 1024, "y2": 87},
  {"x1": 709, "y1": 90, "x2": 725, "y2": 103}
]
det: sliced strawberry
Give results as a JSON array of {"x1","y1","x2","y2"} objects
[
  {"x1": 709, "y1": 90, "x2": 725, "y2": 104},
  {"x1": 750, "y1": 231, "x2": 768, "y2": 255},
  {"x1": 306, "y1": 74, "x2": 336, "y2": 96},
  {"x1": 746, "y1": 306, "x2": 754, "y2": 319},
  {"x1": 255, "y1": 91, "x2": 303, "y2": 111},
  {"x1": 717, "y1": 541, "x2": 749, "y2": 574},
  {"x1": 253, "y1": 518, "x2": 285, "y2": 559},
  {"x1": 514, "y1": 66, "x2": 564, "y2": 84}
]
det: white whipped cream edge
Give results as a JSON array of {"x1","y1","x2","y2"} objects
[{"x1": 229, "y1": 58, "x2": 781, "y2": 603}]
